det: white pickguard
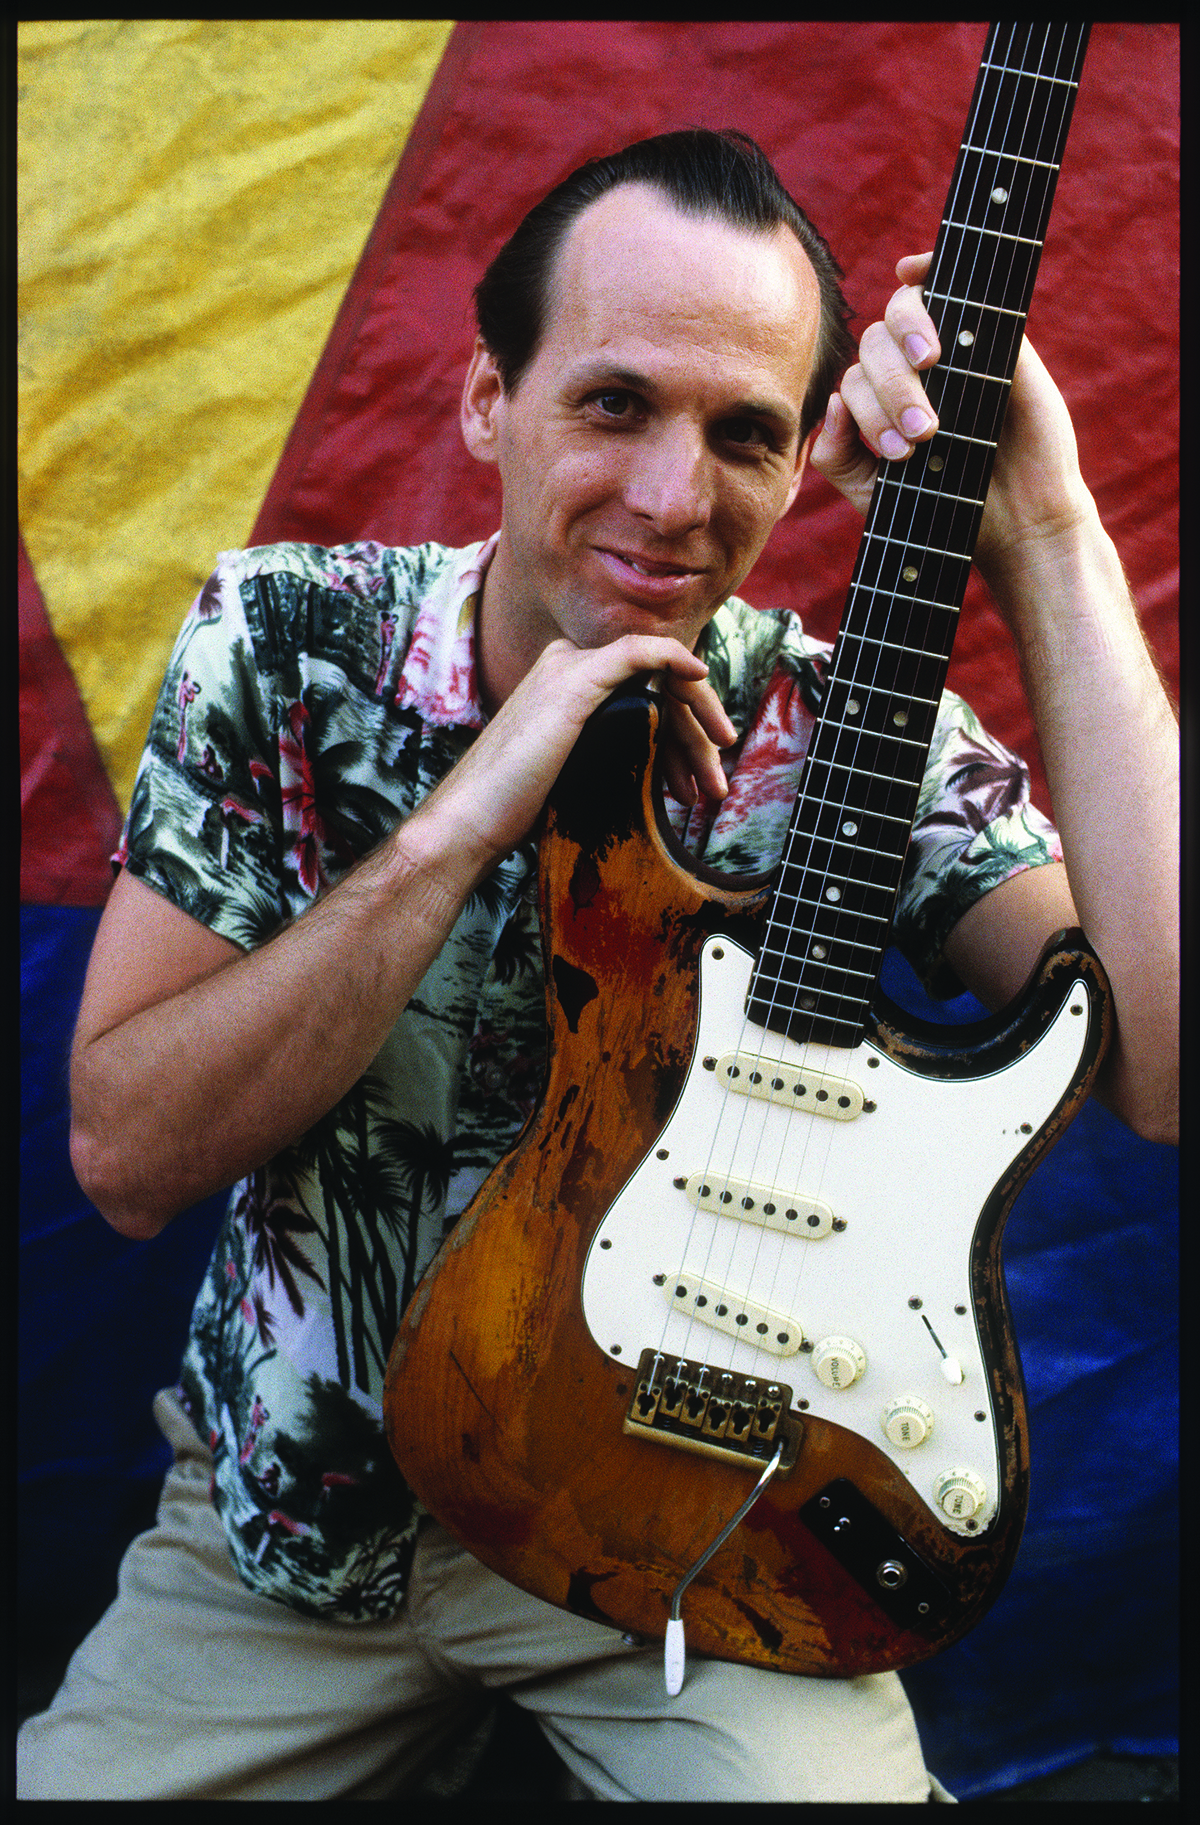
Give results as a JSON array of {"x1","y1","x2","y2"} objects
[{"x1": 582, "y1": 935, "x2": 1094, "y2": 1536}]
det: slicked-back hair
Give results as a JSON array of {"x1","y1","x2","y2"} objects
[{"x1": 474, "y1": 128, "x2": 856, "y2": 443}]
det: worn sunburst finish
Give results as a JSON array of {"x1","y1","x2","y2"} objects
[{"x1": 384, "y1": 690, "x2": 1111, "y2": 1676}]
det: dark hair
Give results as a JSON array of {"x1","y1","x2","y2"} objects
[{"x1": 474, "y1": 128, "x2": 855, "y2": 442}]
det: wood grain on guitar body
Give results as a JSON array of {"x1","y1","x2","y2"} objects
[
  {"x1": 385, "y1": 681, "x2": 1110, "y2": 1679},
  {"x1": 384, "y1": 23, "x2": 1106, "y2": 1681}
]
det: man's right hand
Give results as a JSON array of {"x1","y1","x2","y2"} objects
[{"x1": 69, "y1": 631, "x2": 733, "y2": 1239}]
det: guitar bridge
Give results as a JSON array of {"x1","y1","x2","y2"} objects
[{"x1": 623, "y1": 1349, "x2": 803, "y2": 1474}]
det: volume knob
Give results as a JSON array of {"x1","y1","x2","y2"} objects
[{"x1": 812, "y1": 1336, "x2": 867, "y2": 1389}]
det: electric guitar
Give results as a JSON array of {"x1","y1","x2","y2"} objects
[{"x1": 384, "y1": 22, "x2": 1106, "y2": 1679}]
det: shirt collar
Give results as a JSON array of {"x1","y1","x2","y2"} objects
[{"x1": 396, "y1": 533, "x2": 499, "y2": 729}]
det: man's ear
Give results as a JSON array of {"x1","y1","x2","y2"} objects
[{"x1": 461, "y1": 339, "x2": 505, "y2": 464}]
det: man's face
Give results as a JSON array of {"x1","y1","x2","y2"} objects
[{"x1": 463, "y1": 182, "x2": 822, "y2": 699}]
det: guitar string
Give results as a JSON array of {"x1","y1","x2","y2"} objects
[
  {"x1": 663, "y1": 21, "x2": 1023, "y2": 1384},
  {"x1": 659, "y1": 23, "x2": 1082, "y2": 1412},
  {"x1": 665, "y1": 20, "x2": 1060, "y2": 1383},
  {"x1": 693, "y1": 20, "x2": 1043, "y2": 1349}
]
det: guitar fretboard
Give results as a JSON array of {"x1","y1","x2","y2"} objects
[{"x1": 746, "y1": 20, "x2": 1089, "y2": 1048}]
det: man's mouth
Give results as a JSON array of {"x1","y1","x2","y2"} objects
[
  {"x1": 600, "y1": 548, "x2": 702, "y2": 580},
  {"x1": 623, "y1": 556, "x2": 689, "y2": 577}
]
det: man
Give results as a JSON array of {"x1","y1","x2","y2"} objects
[{"x1": 19, "y1": 130, "x2": 1177, "y2": 1801}]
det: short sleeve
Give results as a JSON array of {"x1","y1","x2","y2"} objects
[
  {"x1": 892, "y1": 688, "x2": 1063, "y2": 995},
  {"x1": 116, "y1": 557, "x2": 290, "y2": 951}
]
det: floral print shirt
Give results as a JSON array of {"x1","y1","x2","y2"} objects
[{"x1": 117, "y1": 535, "x2": 1061, "y2": 1620}]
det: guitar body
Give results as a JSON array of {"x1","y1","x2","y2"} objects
[{"x1": 385, "y1": 689, "x2": 1111, "y2": 1676}]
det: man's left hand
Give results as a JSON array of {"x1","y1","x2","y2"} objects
[{"x1": 810, "y1": 252, "x2": 1094, "y2": 596}]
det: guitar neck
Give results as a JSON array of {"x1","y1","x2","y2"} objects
[{"x1": 747, "y1": 20, "x2": 1090, "y2": 1049}]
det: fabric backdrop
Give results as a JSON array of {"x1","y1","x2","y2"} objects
[{"x1": 19, "y1": 21, "x2": 1178, "y2": 1796}]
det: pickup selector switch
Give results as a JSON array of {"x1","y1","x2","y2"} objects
[
  {"x1": 881, "y1": 1395, "x2": 934, "y2": 1447},
  {"x1": 812, "y1": 1336, "x2": 867, "y2": 1389}
]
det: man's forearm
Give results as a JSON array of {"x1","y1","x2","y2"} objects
[
  {"x1": 980, "y1": 506, "x2": 1179, "y2": 1140},
  {"x1": 69, "y1": 811, "x2": 488, "y2": 1239}
]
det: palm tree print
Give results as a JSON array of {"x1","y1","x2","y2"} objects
[
  {"x1": 151, "y1": 544, "x2": 1064, "y2": 1623},
  {"x1": 235, "y1": 1169, "x2": 326, "y2": 1317},
  {"x1": 378, "y1": 1119, "x2": 457, "y2": 1315}
]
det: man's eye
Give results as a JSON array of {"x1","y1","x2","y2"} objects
[
  {"x1": 594, "y1": 391, "x2": 634, "y2": 417},
  {"x1": 721, "y1": 418, "x2": 770, "y2": 448}
]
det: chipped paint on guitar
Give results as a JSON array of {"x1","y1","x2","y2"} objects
[{"x1": 385, "y1": 687, "x2": 1111, "y2": 1677}]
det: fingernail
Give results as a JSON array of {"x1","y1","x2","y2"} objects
[
  {"x1": 901, "y1": 407, "x2": 935, "y2": 438},
  {"x1": 905, "y1": 335, "x2": 932, "y2": 364},
  {"x1": 879, "y1": 429, "x2": 910, "y2": 460}
]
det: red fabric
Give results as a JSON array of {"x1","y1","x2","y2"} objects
[
  {"x1": 21, "y1": 21, "x2": 1176, "y2": 905},
  {"x1": 254, "y1": 20, "x2": 1179, "y2": 818},
  {"x1": 19, "y1": 533, "x2": 123, "y2": 906}
]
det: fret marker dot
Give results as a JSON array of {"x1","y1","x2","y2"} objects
[
  {"x1": 991, "y1": 186, "x2": 1009, "y2": 203},
  {"x1": 893, "y1": 708, "x2": 909, "y2": 727},
  {"x1": 958, "y1": 330, "x2": 974, "y2": 347},
  {"x1": 826, "y1": 886, "x2": 841, "y2": 902},
  {"x1": 928, "y1": 455, "x2": 944, "y2": 471},
  {"x1": 902, "y1": 566, "x2": 918, "y2": 583},
  {"x1": 846, "y1": 698, "x2": 861, "y2": 716},
  {"x1": 842, "y1": 820, "x2": 858, "y2": 835},
  {"x1": 812, "y1": 942, "x2": 827, "y2": 959}
]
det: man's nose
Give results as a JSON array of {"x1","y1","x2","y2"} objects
[{"x1": 623, "y1": 422, "x2": 712, "y2": 535}]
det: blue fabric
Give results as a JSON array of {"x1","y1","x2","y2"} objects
[
  {"x1": 879, "y1": 950, "x2": 1179, "y2": 1794},
  {"x1": 19, "y1": 905, "x2": 227, "y2": 1643},
  {"x1": 19, "y1": 911, "x2": 1177, "y2": 1790}
]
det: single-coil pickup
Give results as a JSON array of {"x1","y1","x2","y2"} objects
[
  {"x1": 663, "y1": 1270, "x2": 803, "y2": 1357},
  {"x1": 684, "y1": 1171, "x2": 834, "y2": 1238},
  {"x1": 716, "y1": 1052, "x2": 863, "y2": 1120}
]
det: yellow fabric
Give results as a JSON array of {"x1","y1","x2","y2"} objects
[{"x1": 18, "y1": 18, "x2": 454, "y2": 811}]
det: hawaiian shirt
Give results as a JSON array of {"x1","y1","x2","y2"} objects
[{"x1": 117, "y1": 535, "x2": 1062, "y2": 1620}]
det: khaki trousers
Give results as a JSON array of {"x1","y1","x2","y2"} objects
[{"x1": 17, "y1": 1389, "x2": 953, "y2": 1802}]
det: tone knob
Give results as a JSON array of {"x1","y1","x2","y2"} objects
[
  {"x1": 935, "y1": 1468, "x2": 987, "y2": 1519},
  {"x1": 881, "y1": 1395, "x2": 934, "y2": 1447},
  {"x1": 811, "y1": 1336, "x2": 867, "y2": 1389}
]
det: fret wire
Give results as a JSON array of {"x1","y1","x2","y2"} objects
[
  {"x1": 923, "y1": 291, "x2": 1026, "y2": 319},
  {"x1": 759, "y1": 939, "x2": 878, "y2": 969},
  {"x1": 779, "y1": 838, "x2": 899, "y2": 865},
  {"x1": 789, "y1": 795, "x2": 913, "y2": 827},
  {"x1": 840, "y1": 601, "x2": 959, "y2": 637},
  {"x1": 960, "y1": 141, "x2": 1058, "y2": 169},
  {"x1": 799, "y1": 758, "x2": 927, "y2": 789},
  {"x1": 941, "y1": 219, "x2": 1044, "y2": 248},
  {"x1": 979, "y1": 60, "x2": 1079, "y2": 88},
  {"x1": 862, "y1": 531, "x2": 975, "y2": 562},
  {"x1": 779, "y1": 895, "x2": 892, "y2": 926},
  {"x1": 825, "y1": 681, "x2": 942, "y2": 708},
  {"x1": 817, "y1": 725, "x2": 929, "y2": 750},
  {"x1": 928, "y1": 429, "x2": 998, "y2": 449},
  {"x1": 755, "y1": 976, "x2": 874, "y2": 996},
  {"x1": 836, "y1": 631, "x2": 955, "y2": 666},
  {"x1": 935, "y1": 362, "x2": 1013, "y2": 386},
  {"x1": 874, "y1": 476, "x2": 988, "y2": 510},
  {"x1": 768, "y1": 893, "x2": 897, "y2": 928}
]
